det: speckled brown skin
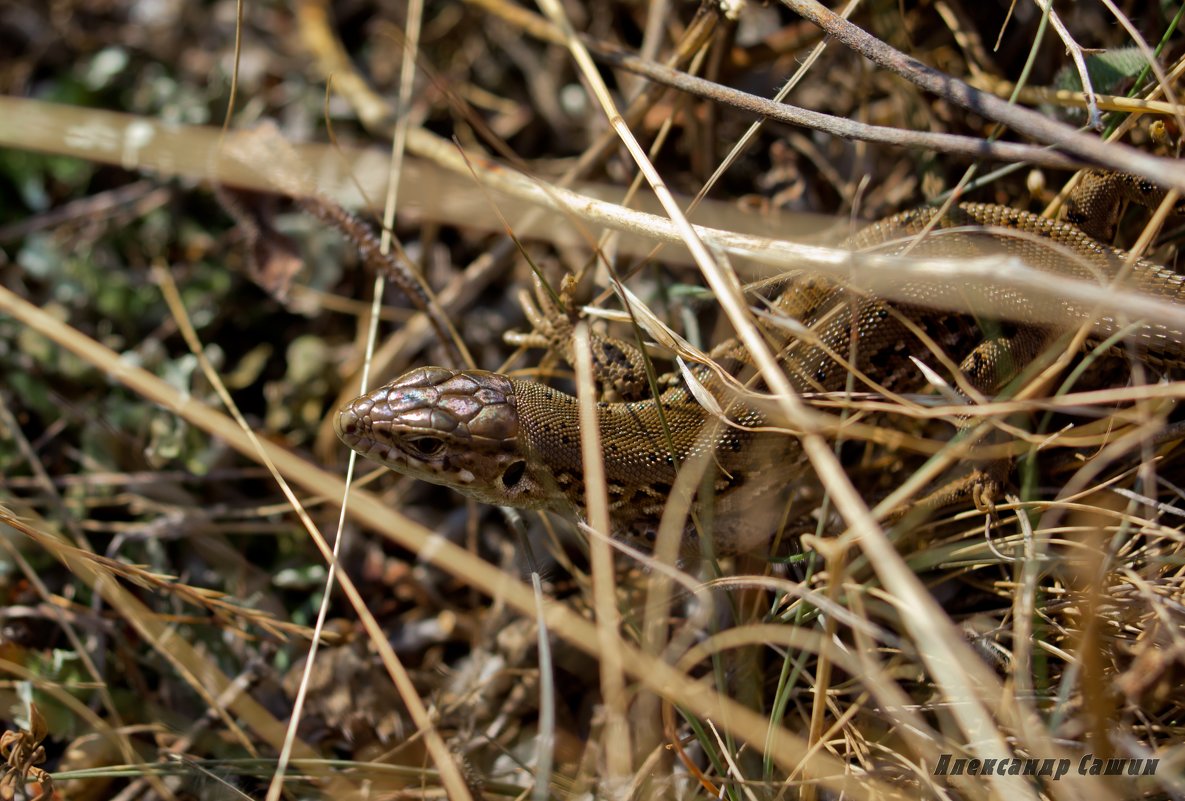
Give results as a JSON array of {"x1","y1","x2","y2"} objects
[
  {"x1": 1062, "y1": 169, "x2": 1185, "y2": 242},
  {"x1": 336, "y1": 199, "x2": 1185, "y2": 555}
]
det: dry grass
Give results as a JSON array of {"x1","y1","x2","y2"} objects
[{"x1": 1, "y1": 0, "x2": 1184, "y2": 799}]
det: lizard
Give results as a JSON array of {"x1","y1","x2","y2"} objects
[{"x1": 333, "y1": 173, "x2": 1185, "y2": 557}]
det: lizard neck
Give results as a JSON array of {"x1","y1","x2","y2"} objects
[{"x1": 510, "y1": 378, "x2": 742, "y2": 520}]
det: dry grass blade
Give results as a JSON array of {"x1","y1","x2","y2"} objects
[
  {"x1": 2, "y1": 509, "x2": 314, "y2": 643},
  {"x1": 6, "y1": 96, "x2": 1185, "y2": 334}
]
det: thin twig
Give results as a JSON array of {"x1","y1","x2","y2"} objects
[
  {"x1": 583, "y1": 38, "x2": 1086, "y2": 172},
  {"x1": 1034, "y1": 0, "x2": 1103, "y2": 129},
  {"x1": 780, "y1": 0, "x2": 1185, "y2": 190}
]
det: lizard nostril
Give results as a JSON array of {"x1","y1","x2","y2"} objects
[{"x1": 335, "y1": 411, "x2": 354, "y2": 437}]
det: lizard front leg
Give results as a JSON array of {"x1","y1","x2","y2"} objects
[{"x1": 506, "y1": 274, "x2": 653, "y2": 401}]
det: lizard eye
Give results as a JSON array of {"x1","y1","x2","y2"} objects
[{"x1": 405, "y1": 436, "x2": 446, "y2": 458}]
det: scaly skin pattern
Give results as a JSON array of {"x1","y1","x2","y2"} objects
[
  {"x1": 336, "y1": 200, "x2": 1185, "y2": 554},
  {"x1": 334, "y1": 364, "x2": 789, "y2": 553}
]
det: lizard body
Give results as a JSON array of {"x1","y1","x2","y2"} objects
[{"x1": 335, "y1": 197, "x2": 1185, "y2": 554}]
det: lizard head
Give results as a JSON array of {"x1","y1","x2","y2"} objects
[{"x1": 335, "y1": 367, "x2": 553, "y2": 510}]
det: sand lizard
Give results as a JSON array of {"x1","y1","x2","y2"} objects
[{"x1": 334, "y1": 176, "x2": 1185, "y2": 555}]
